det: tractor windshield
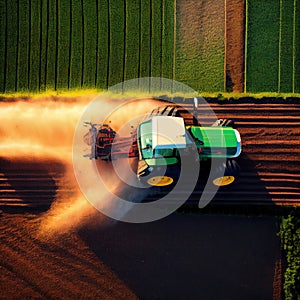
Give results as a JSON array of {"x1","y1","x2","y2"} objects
[{"x1": 138, "y1": 120, "x2": 153, "y2": 159}]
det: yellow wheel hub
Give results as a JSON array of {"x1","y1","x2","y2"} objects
[
  {"x1": 213, "y1": 176, "x2": 235, "y2": 187},
  {"x1": 147, "y1": 176, "x2": 174, "y2": 186}
]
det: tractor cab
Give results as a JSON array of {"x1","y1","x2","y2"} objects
[
  {"x1": 137, "y1": 116, "x2": 190, "y2": 186},
  {"x1": 138, "y1": 116, "x2": 186, "y2": 161}
]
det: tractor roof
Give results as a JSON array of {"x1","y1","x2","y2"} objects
[
  {"x1": 152, "y1": 116, "x2": 186, "y2": 149},
  {"x1": 139, "y1": 116, "x2": 187, "y2": 151}
]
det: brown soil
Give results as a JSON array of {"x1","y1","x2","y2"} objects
[
  {"x1": 225, "y1": 0, "x2": 245, "y2": 92},
  {"x1": 1, "y1": 100, "x2": 296, "y2": 298},
  {"x1": 273, "y1": 259, "x2": 283, "y2": 300},
  {"x1": 0, "y1": 212, "x2": 280, "y2": 300},
  {"x1": 0, "y1": 214, "x2": 137, "y2": 299}
]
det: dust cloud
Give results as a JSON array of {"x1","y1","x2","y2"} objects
[{"x1": 0, "y1": 95, "x2": 161, "y2": 235}]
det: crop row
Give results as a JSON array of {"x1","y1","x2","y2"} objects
[
  {"x1": 0, "y1": 0, "x2": 175, "y2": 93},
  {"x1": 245, "y1": 0, "x2": 300, "y2": 93}
]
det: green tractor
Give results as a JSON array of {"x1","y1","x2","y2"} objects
[{"x1": 85, "y1": 101, "x2": 241, "y2": 188}]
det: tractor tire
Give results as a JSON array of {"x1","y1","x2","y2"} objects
[
  {"x1": 212, "y1": 159, "x2": 240, "y2": 187},
  {"x1": 139, "y1": 164, "x2": 180, "y2": 190}
]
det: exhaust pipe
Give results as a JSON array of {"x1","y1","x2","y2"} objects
[{"x1": 193, "y1": 97, "x2": 198, "y2": 119}]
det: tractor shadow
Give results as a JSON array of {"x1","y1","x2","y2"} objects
[
  {"x1": 79, "y1": 212, "x2": 281, "y2": 300},
  {"x1": 189, "y1": 153, "x2": 275, "y2": 210},
  {"x1": 141, "y1": 153, "x2": 275, "y2": 211}
]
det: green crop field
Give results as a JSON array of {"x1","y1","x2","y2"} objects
[
  {"x1": 245, "y1": 0, "x2": 300, "y2": 93},
  {"x1": 0, "y1": 0, "x2": 299, "y2": 95},
  {"x1": 294, "y1": 0, "x2": 300, "y2": 93},
  {"x1": 69, "y1": 0, "x2": 83, "y2": 88},
  {"x1": 0, "y1": 0, "x2": 175, "y2": 94}
]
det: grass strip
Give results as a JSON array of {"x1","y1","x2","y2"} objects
[{"x1": 1, "y1": 90, "x2": 300, "y2": 101}]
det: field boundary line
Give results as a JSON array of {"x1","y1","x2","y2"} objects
[
  {"x1": 149, "y1": 0, "x2": 152, "y2": 92},
  {"x1": 45, "y1": 0, "x2": 49, "y2": 89},
  {"x1": 292, "y1": 0, "x2": 296, "y2": 93},
  {"x1": 244, "y1": 0, "x2": 248, "y2": 93},
  {"x1": 278, "y1": 0, "x2": 282, "y2": 93},
  {"x1": 67, "y1": 0, "x2": 72, "y2": 89},
  {"x1": 160, "y1": 0, "x2": 163, "y2": 89},
  {"x1": 106, "y1": 0, "x2": 110, "y2": 89},
  {"x1": 15, "y1": 0, "x2": 19, "y2": 91},
  {"x1": 172, "y1": 0, "x2": 176, "y2": 92},
  {"x1": 137, "y1": 0, "x2": 141, "y2": 87},
  {"x1": 54, "y1": 0, "x2": 59, "y2": 90},
  {"x1": 81, "y1": 0, "x2": 84, "y2": 87},
  {"x1": 1, "y1": 0, "x2": 7, "y2": 92},
  {"x1": 224, "y1": 0, "x2": 227, "y2": 92},
  {"x1": 39, "y1": 2, "x2": 47, "y2": 92},
  {"x1": 4, "y1": 0, "x2": 8, "y2": 91},
  {"x1": 28, "y1": 0, "x2": 32, "y2": 90},
  {"x1": 95, "y1": 0, "x2": 99, "y2": 87},
  {"x1": 38, "y1": 1, "x2": 42, "y2": 91},
  {"x1": 122, "y1": 0, "x2": 126, "y2": 92},
  {"x1": 161, "y1": 0, "x2": 164, "y2": 87}
]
